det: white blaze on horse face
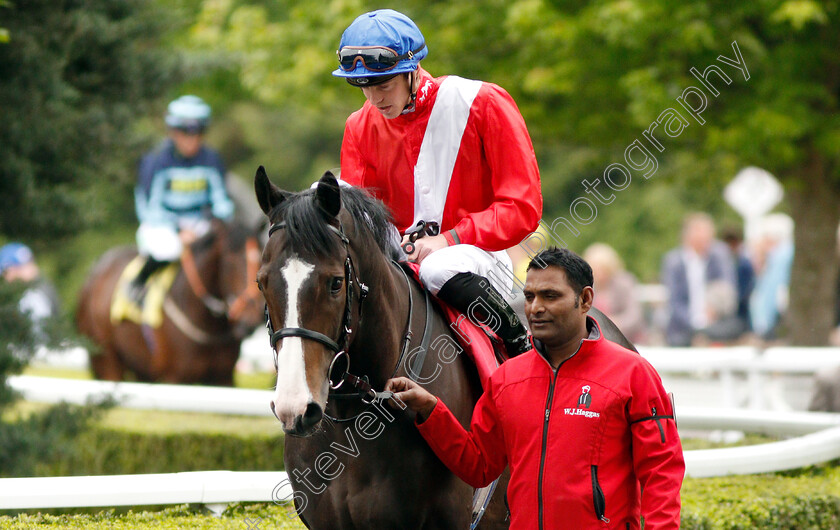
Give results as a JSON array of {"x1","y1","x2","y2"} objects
[{"x1": 272, "y1": 258, "x2": 316, "y2": 425}]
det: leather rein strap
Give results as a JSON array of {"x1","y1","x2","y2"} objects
[{"x1": 180, "y1": 237, "x2": 262, "y2": 319}]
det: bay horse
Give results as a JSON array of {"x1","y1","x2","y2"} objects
[
  {"x1": 76, "y1": 219, "x2": 265, "y2": 385},
  {"x1": 255, "y1": 168, "x2": 636, "y2": 529}
]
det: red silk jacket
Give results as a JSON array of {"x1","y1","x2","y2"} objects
[
  {"x1": 417, "y1": 317, "x2": 685, "y2": 529},
  {"x1": 340, "y1": 68, "x2": 542, "y2": 251}
]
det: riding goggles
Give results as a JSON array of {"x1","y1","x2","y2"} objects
[{"x1": 337, "y1": 44, "x2": 426, "y2": 72}]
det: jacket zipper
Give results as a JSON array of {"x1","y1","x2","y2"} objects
[
  {"x1": 536, "y1": 337, "x2": 587, "y2": 530},
  {"x1": 590, "y1": 465, "x2": 610, "y2": 523},
  {"x1": 537, "y1": 367, "x2": 559, "y2": 530}
]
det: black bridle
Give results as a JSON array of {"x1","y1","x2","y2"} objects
[
  {"x1": 265, "y1": 219, "x2": 368, "y2": 361},
  {"x1": 264, "y1": 216, "x2": 432, "y2": 416}
]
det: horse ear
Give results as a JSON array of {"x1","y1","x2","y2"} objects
[
  {"x1": 315, "y1": 171, "x2": 341, "y2": 219},
  {"x1": 254, "y1": 165, "x2": 288, "y2": 215}
]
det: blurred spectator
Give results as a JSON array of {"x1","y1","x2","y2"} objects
[
  {"x1": 661, "y1": 213, "x2": 735, "y2": 346},
  {"x1": 749, "y1": 213, "x2": 794, "y2": 340},
  {"x1": 693, "y1": 280, "x2": 748, "y2": 345},
  {"x1": 508, "y1": 223, "x2": 553, "y2": 289},
  {"x1": 583, "y1": 243, "x2": 646, "y2": 344},
  {"x1": 808, "y1": 365, "x2": 840, "y2": 412},
  {"x1": 0, "y1": 242, "x2": 61, "y2": 338},
  {"x1": 721, "y1": 225, "x2": 755, "y2": 332}
]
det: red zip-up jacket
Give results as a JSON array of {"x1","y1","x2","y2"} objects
[
  {"x1": 417, "y1": 317, "x2": 684, "y2": 529},
  {"x1": 340, "y1": 67, "x2": 542, "y2": 251}
]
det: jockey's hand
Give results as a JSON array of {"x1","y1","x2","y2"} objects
[
  {"x1": 401, "y1": 233, "x2": 449, "y2": 264},
  {"x1": 179, "y1": 229, "x2": 198, "y2": 246},
  {"x1": 385, "y1": 376, "x2": 438, "y2": 422}
]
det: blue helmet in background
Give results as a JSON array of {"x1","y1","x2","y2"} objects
[
  {"x1": 333, "y1": 9, "x2": 427, "y2": 86},
  {"x1": 165, "y1": 95, "x2": 211, "y2": 133},
  {"x1": 0, "y1": 243, "x2": 33, "y2": 274}
]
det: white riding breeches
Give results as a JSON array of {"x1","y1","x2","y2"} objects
[
  {"x1": 419, "y1": 244, "x2": 515, "y2": 299},
  {"x1": 136, "y1": 219, "x2": 212, "y2": 261}
]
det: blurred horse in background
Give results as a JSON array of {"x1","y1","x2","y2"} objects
[{"x1": 76, "y1": 220, "x2": 265, "y2": 385}]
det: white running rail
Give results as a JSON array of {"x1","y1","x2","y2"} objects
[
  {"x1": 8, "y1": 375, "x2": 274, "y2": 416},
  {"x1": 0, "y1": 471, "x2": 291, "y2": 512}
]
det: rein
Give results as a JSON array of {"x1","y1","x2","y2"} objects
[{"x1": 180, "y1": 237, "x2": 262, "y2": 320}]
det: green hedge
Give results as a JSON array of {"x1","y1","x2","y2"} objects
[
  {"x1": 28, "y1": 427, "x2": 284, "y2": 477},
  {"x1": 680, "y1": 462, "x2": 840, "y2": 528}
]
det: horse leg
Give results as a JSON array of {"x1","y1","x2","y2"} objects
[
  {"x1": 208, "y1": 346, "x2": 238, "y2": 386},
  {"x1": 89, "y1": 345, "x2": 126, "y2": 382}
]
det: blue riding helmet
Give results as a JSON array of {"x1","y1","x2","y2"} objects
[
  {"x1": 165, "y1": 95, "x2": 211, "y2": 133},
  {"x1": 0, "y1": 243, "x2": 33, "y2": 274},
  {"x1": 332, "y1": 9, "x2": 428, "y2": 86}
]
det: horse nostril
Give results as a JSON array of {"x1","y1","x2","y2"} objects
[
  {"x1": 270, "y1": 401, "x2": 278, "y2": 419},
  {"x1": 301, "y1": 401, "x2": 323, "y2": 429}
]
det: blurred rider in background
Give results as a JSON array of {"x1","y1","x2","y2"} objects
[{"x1": 129, "y1": 95, "x2": 234, "y2": 300}]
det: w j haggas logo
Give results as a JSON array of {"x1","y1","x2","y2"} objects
[{"x1": 565, "y1": 385, "x2": 600, "y2": 418}]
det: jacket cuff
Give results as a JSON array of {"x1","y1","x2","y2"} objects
[
  {"x1": 416, "y1": 398, "x2": 448, "y2": 430},
  {"x1": 443, "y1": 229, "x2": 460, "y2": 246}
]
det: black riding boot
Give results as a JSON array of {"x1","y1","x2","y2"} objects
[
  {"x1": 128, "y1": 257, "x2": 166, "y2": 302},
  {"x1": 436, "y1": 272, "x2": 532, "y2": 357}
]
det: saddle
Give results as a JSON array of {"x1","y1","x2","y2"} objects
[
  {"x1": 401, "y1": 262, "x2": 504, "y2": 390},
  {"x1": 110, "y1": 256, "x2": 179, "y2": 327}
]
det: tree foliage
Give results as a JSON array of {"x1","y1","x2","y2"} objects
[
  {"x1": 191, "y1": 0, "x2": 840, "y2": 343},
  {"x1": 0, "y1": 0, "x2": 182, "y2": 240},
  {"x1": 2, "y1": 0, "x2": 836, "y2": 344},
  {"x1": 0, "y1": 0, "x2": 179, "y2": 478}
]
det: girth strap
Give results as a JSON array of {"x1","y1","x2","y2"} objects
[{"x1": 407, "y1": 286, "x2": 434, "y2": 381}]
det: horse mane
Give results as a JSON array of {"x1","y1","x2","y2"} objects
[{"x1": 273, "y1": 186, "x2": 399, "y2": 261}]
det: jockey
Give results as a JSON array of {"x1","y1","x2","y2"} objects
[
  {"x1": 129, "y1": 95, "x2": 234, "y2": 299},
  {"x1": 334, "y1": 9, "x2": 543, "y2": 356}
]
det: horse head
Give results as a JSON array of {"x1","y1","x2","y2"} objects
[{"x1": 255, "y1": 166, "x2": 396, "y2": 436}]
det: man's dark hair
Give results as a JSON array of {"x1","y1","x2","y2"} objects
[{"x1": 527, "y1": 247, "x2": 593, "y2": 295}]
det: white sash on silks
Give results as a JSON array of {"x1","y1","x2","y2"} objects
[{"x1": 412, "y1": 76, "x2": 482, "y2": 227}]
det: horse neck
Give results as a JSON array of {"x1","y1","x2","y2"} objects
[
  {"x1": 175, "y1": 239, "x2": 223, "y2": 314},
  {"x1": 347, "y1": 247, "x2": 408, "y2": 386}
]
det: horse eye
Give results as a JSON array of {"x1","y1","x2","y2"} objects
[{"x1": 330, "y1": 277, "x2": 344, "y2": 294}]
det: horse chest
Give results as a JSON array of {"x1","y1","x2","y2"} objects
[{"x1": 284, "y1": 413, "x2": 472, "y2": 529}]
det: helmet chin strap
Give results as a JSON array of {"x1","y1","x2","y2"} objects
[{"x1": 401, "y1": 71, "x2": 418, "y2": 114}]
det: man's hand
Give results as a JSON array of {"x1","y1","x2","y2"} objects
[
  {"x1": 401, "y1": 233, "x2": 449, "y2": 264},
  {"x1": 385, "y1": 377, "x2": 438, "y2": 422}
]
